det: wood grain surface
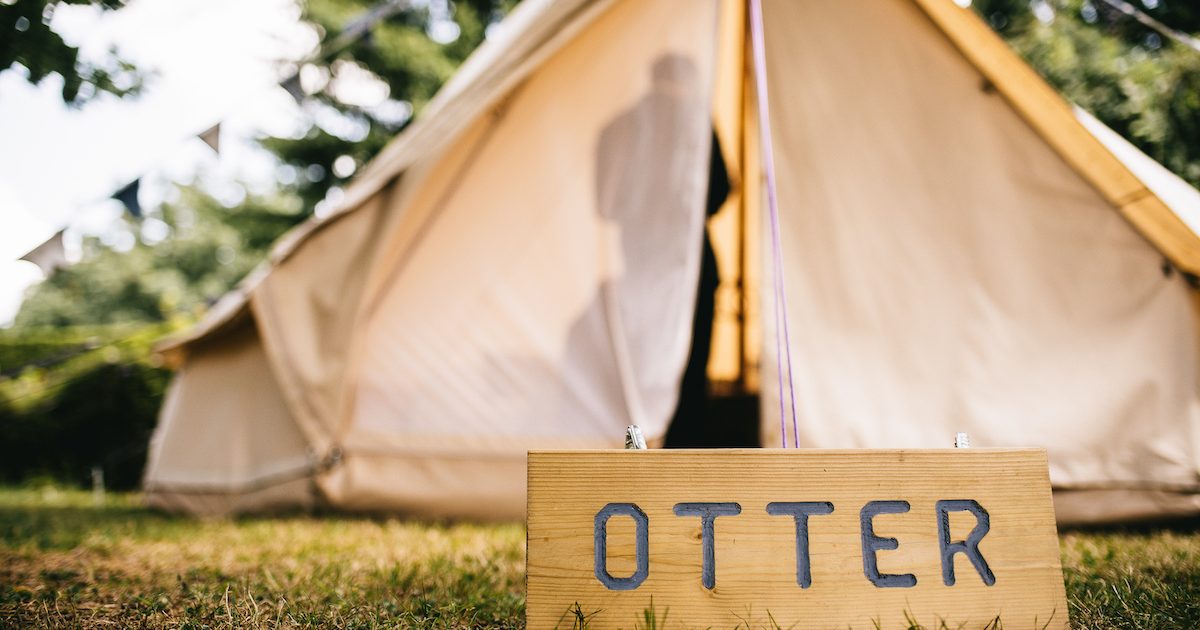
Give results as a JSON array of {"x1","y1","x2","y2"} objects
[{"x1": 527, "y1": 449, "x2": 1068, "y2": 629}]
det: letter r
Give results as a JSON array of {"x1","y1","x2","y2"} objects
[{"x1": 936, "y1": 499, "x2": 995, "y2": 586}]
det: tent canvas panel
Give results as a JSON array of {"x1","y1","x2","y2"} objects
[
  {"x1": 146, "y1": 478, "x2": 315, "y2": 518},
  {"x1": 913, "y1": 0, "x2": 1200, "y2": 275},
  {"x1": 1054, "y1": 488, "x2": 1200, "y2": 525},
  {"x1": 340, "y1": 0, "x2": 623, "y2": 216},
  {"x1": 144, "y1": 319, "x2": 315, "y2": 515},
  {"x1": 756, "y1": 0, "x2": 1200, "y2": 510},
  {"x1": 250, "y1": 180, "x2": 404, "y2": 458},
  {"x1": 321, "y1": 450, "x2": 527, "y2": 520}
]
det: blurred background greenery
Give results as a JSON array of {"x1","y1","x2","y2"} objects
[
  {"x1": 1, "y1": 0, "x2": 519, "y2": 490},
  {"x1": 0, "y1": 0, "x2": 1196, "y2": 490}
]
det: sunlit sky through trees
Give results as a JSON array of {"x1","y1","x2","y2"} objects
[{"x1": 0, "y1": 0, "x2": 314, "y2": 324}]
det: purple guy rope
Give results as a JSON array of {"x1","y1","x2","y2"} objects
[{"x1": 749, "y1": 0, "x2": 800, "y2": 448}]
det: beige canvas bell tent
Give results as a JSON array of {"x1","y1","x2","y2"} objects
[{"x1": 144, "y1": 0, "x2": 1200, "y2": 524}]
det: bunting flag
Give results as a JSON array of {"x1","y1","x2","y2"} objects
[
  {"x1": 19, "y1": 230, "x2": 69, "y2": 276},
  {"x1": 23, "y1": 0, "x2": 410, "y2": 263},
  {"x1": 111, "y1": 178, "x2": 142, "y2": 218},
  {"x1": 197, "y1": 123, "x2": 221, "y2": 155},
  {"x1": 280, "y1": 73, "x2": 306, "y2": 104},
  {"x1": 276, "y1": 0, "x2": 407, "y2": 106}
]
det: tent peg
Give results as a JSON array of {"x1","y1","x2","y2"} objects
[{"x1": 625, "y1": 426, "x2": 647, "y2": 450}]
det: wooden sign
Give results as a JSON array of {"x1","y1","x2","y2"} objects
[{"x1": 527, "y1": 449, "x2": 1068, "y2": 629}]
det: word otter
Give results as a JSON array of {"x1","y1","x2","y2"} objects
[{"x1": 593, "y1": 500, "x2": 995, "y2": 591}]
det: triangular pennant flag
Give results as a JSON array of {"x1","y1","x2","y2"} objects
[
  {"x1": 18, "y1": 229, "x2": 69, "y2": 276},
  {"x1": 112, "y1": 178, "x2": 142, "y2": 218},
  {"x1": 198, "y1": 123, "x2": 221, "y2": 155},
  {"x1": 281, "y1": 73, "x2": 306, "y2": 104}
]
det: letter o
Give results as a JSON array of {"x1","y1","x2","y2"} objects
[{"x1": 594, "y1": 503, "x2": 649, "y2": 590}]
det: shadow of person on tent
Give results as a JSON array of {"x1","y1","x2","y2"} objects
[{"x1": 582, "y1": 53, "x2": 730, "y2": 445}]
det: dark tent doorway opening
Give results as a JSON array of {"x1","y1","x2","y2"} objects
[{"x1": 665, "y1": 131, "x2": 760, "y2": 448}]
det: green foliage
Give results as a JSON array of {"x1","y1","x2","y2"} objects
[
  {"x1": 976, "y1": 0, "x2": 1200, "y2": 188},
  {"x1": 2, "y1": 0, "x2": 529, "y2": 492},
  {"x1": 0, "y1": 0, "x2": 142, "y2": 105},
  {"x1": 0, "y1": 324, "x2": 175, "y2": 490},
  {"x1": 0, "y1": 324, "x2": 173, "y2": 406},
  {"x1": 634, "y1": 596, "x2": 668, "y2": 630},
  {"x1": 0, "y1": 488, "x2": 526, "y2": 627},
  {"x1": 1062, "y1": 527, "x2": 1200, "y2": 628},
  {"x1": 264, "y1": 0, "x2": 521, "y2": 210},
  {"x1": 557, "y1": 602, "x2": 602, "y2": 629},
  {"x1": 0, "y1": 362, "x2": 169, "y2": 490},
  {"x1": 3, "y1": 187, "x2": 303, "y2": 490},
  {"x1": 13, "y1": 188, "x2": 305, "y2": 328},
  {"x1": 0, "y1": 330, "x2": 96, "y2": 379}
]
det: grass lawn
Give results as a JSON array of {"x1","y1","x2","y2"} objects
[{"x1": 1, "y1": 487, "x2": 1197, "y2": 629}]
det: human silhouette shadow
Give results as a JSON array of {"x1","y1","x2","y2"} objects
[{"x1": 559, "y1": 54, "x2": 714, "y2": 439}]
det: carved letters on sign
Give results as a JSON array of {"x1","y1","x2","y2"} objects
[
  {"x1": 593, "y1": 500, "x2": 994, "y2": 590},
  {"x1": 526, "y1": 450, "x2": 1069, "y2": 629}
]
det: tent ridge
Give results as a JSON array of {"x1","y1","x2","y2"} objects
[{"x1": 1113, "y1": 187, "x2": 1155, "y2": 209}]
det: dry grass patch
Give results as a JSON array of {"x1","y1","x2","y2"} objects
[{"x1": 0, "y1": 487, "x2": 524, "y2": 628}]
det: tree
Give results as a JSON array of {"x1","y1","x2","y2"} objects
[
  {"x1": 4, "y1": 187, "x2": 307, "y2": 488},
  {"x1": 2, "y1": 0, "x2": 523, "y2": 489},
  {"x1": 263, "y1": 0, "x2": 521, "y2": 210},
  {"x1": 11, "y1": 0, "x2": 1198, "y2": 326},
  {"x1": 13, "y1": 189, "x2": 306, "y2": 327},
  {"x1": 13, "y1": 0, "x2": 526, "y2": 328},
  {"x1": 0, "y1": 0, "x2": 142, "y2": 105}
]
